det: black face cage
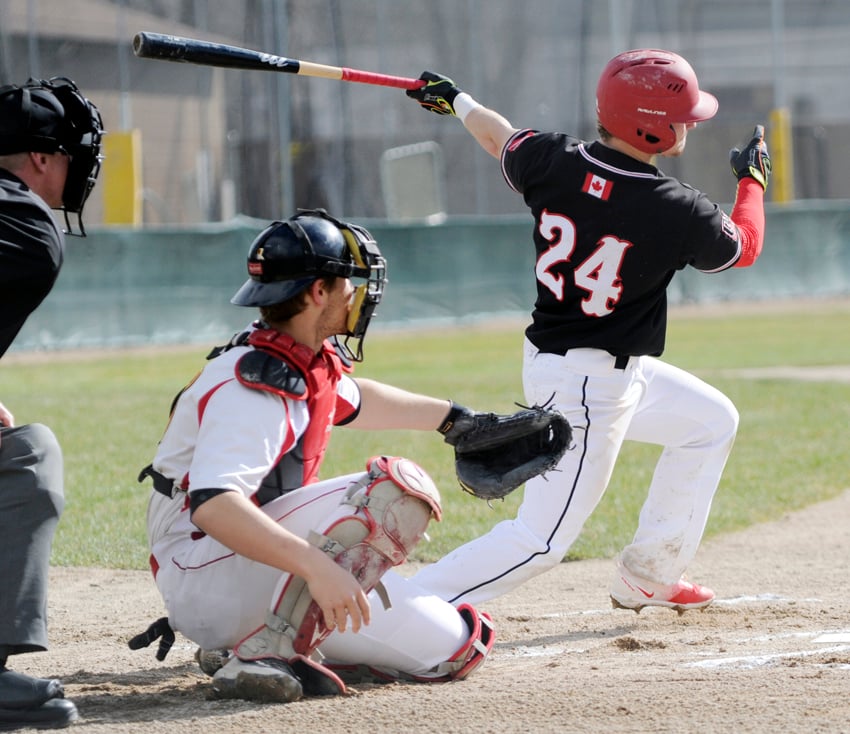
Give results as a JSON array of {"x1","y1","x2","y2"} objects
[
  {"x1": 295, "y1": 210, "x2": 384, "y2": 362},
  {"x1": 48, "y1": 77, "x2": 105, "y2": 237},
  {"x1": 340, "y1": 222, "x2": 386, "y2": 362}
]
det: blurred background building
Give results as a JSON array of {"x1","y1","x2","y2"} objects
[
  {"x1": 4, "y1": 0, "x2": 850, "y2": 351},
  {"x1": 2, "y1": 0, "x2": 849, "y2": 226}
]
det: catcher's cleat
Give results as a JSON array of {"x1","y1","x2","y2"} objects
[
  {"x1": 609, "y1": 560, "x2": 714, "y2": 615},
  {"x1": 211, "y1": 656, "x2": 303, "y2": 703},
  {"x1": 194, "y1": 647, "x2": 230, "y2": 677}
]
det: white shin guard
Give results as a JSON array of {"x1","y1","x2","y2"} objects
[{"x1": 233, "y1": 456, "x2": 442, "y2": 694}]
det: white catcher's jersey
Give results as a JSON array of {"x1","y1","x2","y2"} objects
[{"x1": 147, "y1": 340, "x2": 360, "y2": 548}]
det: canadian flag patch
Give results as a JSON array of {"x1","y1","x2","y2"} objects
[{"x1": 582, "y1": 172, "x2": 613, "y2": 201}]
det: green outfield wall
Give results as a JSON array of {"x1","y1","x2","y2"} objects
[{"x1": 10, "y1": 201, "x2": 850, "y2": 353}]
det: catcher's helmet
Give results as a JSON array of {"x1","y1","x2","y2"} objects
[
  {"x1": 596, "y1": 49, "x2": 718, "y2": 155},
  {"x1": 232, "y1": 209, "x2": 387, "y2": 361},
  {"x1": 0, "y1": 77, "x2": 104, "y2": 234}
]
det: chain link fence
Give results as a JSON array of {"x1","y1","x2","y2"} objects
[{"x1": 2, "y1": 0, "x2": 850, "y2": 224}]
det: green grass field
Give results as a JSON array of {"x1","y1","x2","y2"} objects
[{"x1": 2, "y1": 300, "x2": 849, "y2": 569}]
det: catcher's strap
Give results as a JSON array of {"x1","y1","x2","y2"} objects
[
  {"x1": 438, "y1": 401, "x2": 572, "y2": 501},
  {"x1": 427, "y1": 603, "x2": 495, "y2": 681},
  {"x1": 327, "y1": 603, "x2": 495, "y2": 684}
]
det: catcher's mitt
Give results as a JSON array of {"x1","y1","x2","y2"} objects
[{"x1": 438, "y1": 402, "x2": 572, "y2": 501}]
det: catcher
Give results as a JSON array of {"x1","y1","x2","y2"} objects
[{"x1": 133, "y1": 209, "x2": 569, "y2": 703}]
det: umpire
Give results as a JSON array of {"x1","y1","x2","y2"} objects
[{"x1": 0, "y1": 77, "x2": 103, "y2": 730}]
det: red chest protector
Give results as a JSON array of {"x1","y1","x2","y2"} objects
[{"x1": 236, "y1": 328, "x2": 352, "y2": 487}]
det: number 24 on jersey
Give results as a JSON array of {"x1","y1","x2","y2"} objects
[{"x1": 536, "y1": 210, "x2": 632, "y2": 317}]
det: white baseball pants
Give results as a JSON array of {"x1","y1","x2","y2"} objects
[
  {"x1": 413, "y1": 339, "x2": 739, "y2": 604},
  {"x1": 150, "y1": 472, "x2": 467, "y2": 675}
]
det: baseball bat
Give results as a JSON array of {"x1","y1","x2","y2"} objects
[{"x1": 133, "y1": 32, "x2": 425, "y2": 90}]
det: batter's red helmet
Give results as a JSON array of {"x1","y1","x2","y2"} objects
[{"x1": 596, "y1": 49, "x2": 718, "y2": 155}]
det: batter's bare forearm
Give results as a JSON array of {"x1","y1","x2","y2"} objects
[{"x1": 463, "y1": 105, "x2": 517, "y2": 159}]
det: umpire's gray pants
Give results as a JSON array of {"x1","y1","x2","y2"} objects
[{"x1": 0, "y1": 424, "x2": 64, "y2": 658}]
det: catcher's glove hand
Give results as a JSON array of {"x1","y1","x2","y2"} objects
[{"x1": 438, "y1": 402, "x2": 572, "y2": 501}]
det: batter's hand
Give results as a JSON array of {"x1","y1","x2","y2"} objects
[
  {"x1": 407, "y1": 71, "x2": 462, "y2": 115},
  {"x1": 729, "y1": 125, "x2": 771, "y2": 190}
]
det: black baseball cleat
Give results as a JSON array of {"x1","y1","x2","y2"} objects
[
  {"x1": 0, "y1": 698, "x2": 78, "y2": 731},
  {"x1": 0, "y1": 668, "x2": 78, "y2": 730}
]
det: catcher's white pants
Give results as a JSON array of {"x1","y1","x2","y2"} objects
[
  {"x1": 413, "y1": 340, "x2": 738, "y2": 605},
  {"x1": 150, "y1": 473, "x2": 467, "y2": 675}
]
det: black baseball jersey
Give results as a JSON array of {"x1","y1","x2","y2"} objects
[
  {"x1": 0, "y1": 168, "x2": 64, "y2": 358},
  {"x1": 502, "y1": 131, "x2": 741, "y2": 357}
]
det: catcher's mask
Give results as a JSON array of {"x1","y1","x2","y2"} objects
[
  {"x1": 231, "y1": 209, "x2": 387, "y2": 361},
  {"x1": 595, "y1": 49, "x2": 717, "y2": 155},
  {"x1": 0, "y1": 77, "x2": 105, "y2": 236}
]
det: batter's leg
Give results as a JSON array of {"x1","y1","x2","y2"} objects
[
  {"x1": 619, "y1": 357, "x2": 738, "y2": 584},
  {"x1": 413, "y1": 343, "x2": 640, "y2": 605}
]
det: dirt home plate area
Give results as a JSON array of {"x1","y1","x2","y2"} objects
[{"x1": 13, "y1": 485, "x2": 847, "y2": 734}]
